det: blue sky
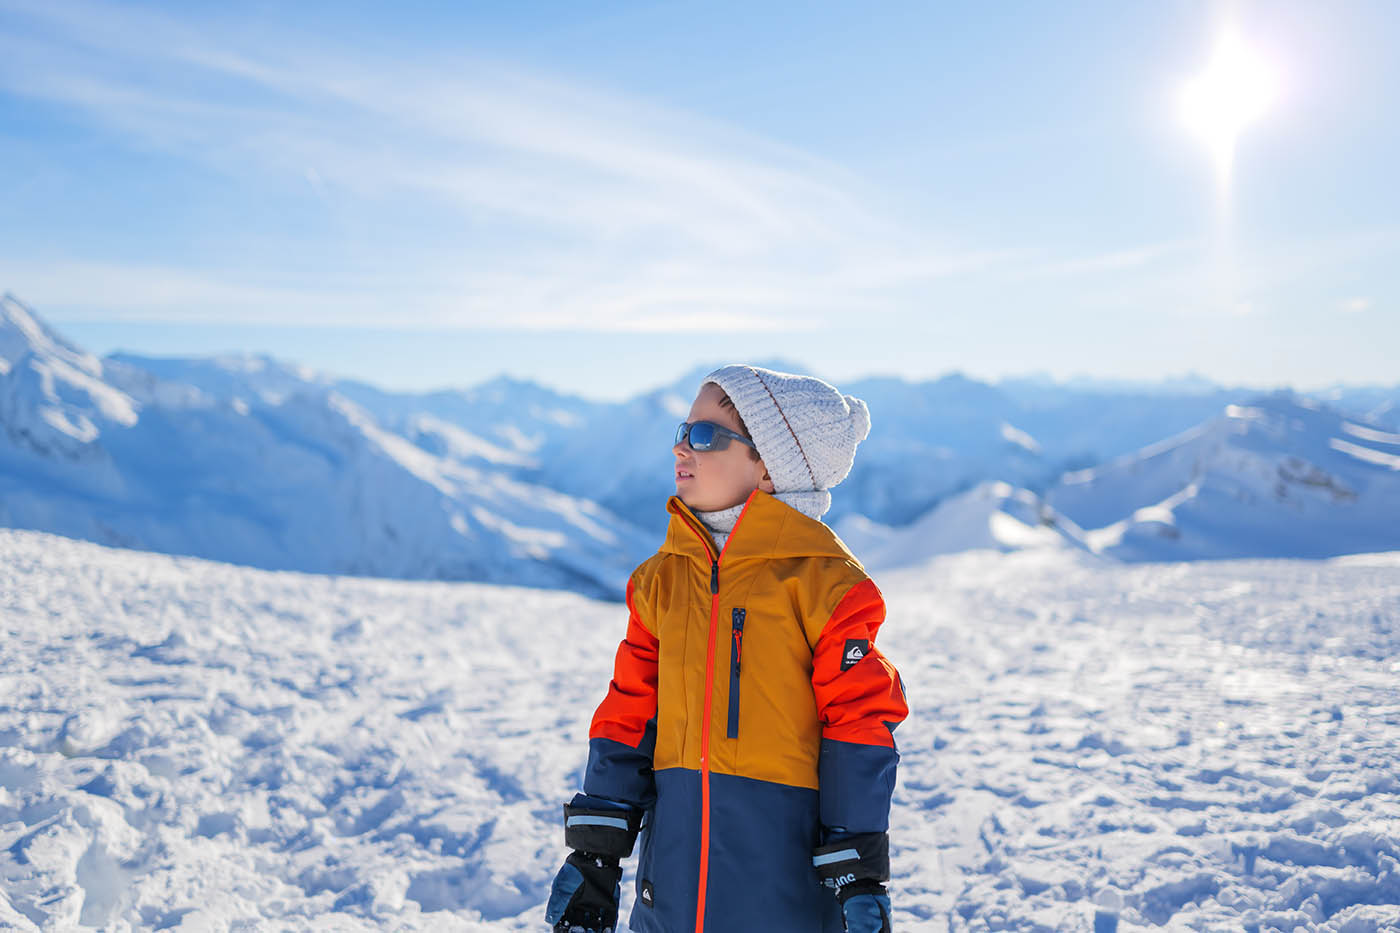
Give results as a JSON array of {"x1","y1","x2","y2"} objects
[{"x1": 1, "y1": 0, "x2": 1396, "y2": 400}]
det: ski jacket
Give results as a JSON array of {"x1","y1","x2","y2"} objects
[{"x1": 582, "y1": 489, "x2": 908, "y2": 933}]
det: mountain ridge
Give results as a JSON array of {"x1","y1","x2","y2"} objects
[
  {"x1": 4, "y1": 293, "x2": 1399, "y2": 591},
  {"x1": 1, "y1": 295, "x2": 651, "y2": 598}
]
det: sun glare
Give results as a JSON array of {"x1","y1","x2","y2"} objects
[{"x1": 1179, "y1": 26, "x2": 1278, "y2": 180}]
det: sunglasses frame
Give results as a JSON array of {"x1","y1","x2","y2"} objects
[{"x1": 675, "y1": 420, "x2": 758, "y2": 452}]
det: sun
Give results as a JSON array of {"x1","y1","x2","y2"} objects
[{"x1": 1179, "y1": 26, "x2": 1278, "y2": 179}]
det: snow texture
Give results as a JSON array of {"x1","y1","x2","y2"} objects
[{"x1": 3, "y1": 528, "x2": 1398, "y2": 931}]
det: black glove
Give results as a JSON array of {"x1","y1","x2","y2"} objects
[
  {"x1": 814, "y1": 832, "x2": 893, "y2": 932},
  {"x1": 836, "y1": 880, "x2": 893, "y2": 932},
  {"x1": 544, "y1": 795, "x2": 643, "y2": 933},
  {"x1": 545, "y1": 850, "x2": 622, "y2": 933}
]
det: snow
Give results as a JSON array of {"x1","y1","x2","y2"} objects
[
  {"x1": 1342, "y1": 422, "x2": 1400, "y2": 447},
  {"x1": 401, "y1": 414, "x2": 536, "y2": 468},
  {"x1": 1330, "y1": 437, "x2": 1400, "y2": 471},
  {"x1": 999, "y1": 422, "x2": 1042, "y2": 455},
  {"x1": 0, "y1": 294, "x2": 102, "y2": 378},
  {"x1": 851, "y1": 481, "x2": 1087, "y2": 570},
  {"x1": 1046, "y1": 393, "x2": 1400, "y2": 561},
  {"x1": 1, "y1": 298, "x2": 652, "y2": 598},
  {"x1": 3, "y1": 528, "x2": 1398, "y2": 931}
]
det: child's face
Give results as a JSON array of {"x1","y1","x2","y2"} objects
[{"x1": 673, "y1": 383, "x2": 774, "y2": 513}]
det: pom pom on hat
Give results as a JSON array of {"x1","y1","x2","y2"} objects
[{"x1": 702, "y1": 365, "x2": 870, "y2": 513}]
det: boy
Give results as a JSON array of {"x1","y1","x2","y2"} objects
[{"x1": 546, "y1": 365, "x2": 907, "y2": 933}]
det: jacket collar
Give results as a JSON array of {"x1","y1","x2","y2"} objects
[{"x1": 661, "y1": 489, "x2": 860, "y2": 567}]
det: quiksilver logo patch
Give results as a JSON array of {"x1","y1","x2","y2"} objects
[
  {"x1": 640, "y1": 880, "x2": 655, "y2": 907},
  {"x1": 841, "y1": 639, "x2": 869, "y2": 671}
]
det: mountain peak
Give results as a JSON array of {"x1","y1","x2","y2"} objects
[
  {"x1": 0, "y1": 293, "x2": 102, "y2": 379},
  {"x1": 1048, "y1": 392, "x2": 1400, "y2": 560},
  {"x1": 465, "y1": 373, "x2": 584, "y2": 407}
]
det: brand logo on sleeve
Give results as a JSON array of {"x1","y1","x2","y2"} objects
[
  {"x1": 640, "y1": 880, "x2": 655, "y2": 907},
  {"x1": 841, "y1": 639, "x2": 869, "y2": 671}
]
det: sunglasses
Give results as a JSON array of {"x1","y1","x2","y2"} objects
[{"x1": 675, "y1": 420, "x2": 758, "y2": 452}]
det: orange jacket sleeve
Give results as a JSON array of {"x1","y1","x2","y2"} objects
[
  {"x1": 810, "y1": 577, "x2": 908, "y2": 833},
  {"x1": 583, "y1": 577, "x2": 660, "y2": 807}
]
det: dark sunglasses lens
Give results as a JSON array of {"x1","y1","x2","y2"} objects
[
  {"x1": 677, "y1": 421, "x2": 724, "y2": 451},
  {"x1": 689, "y1": 422, "x2": 718, "y2": 449}
]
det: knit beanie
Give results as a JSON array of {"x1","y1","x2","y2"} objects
[{"x1": 701, "y1": 364, "x2": 870, "y2": 521}]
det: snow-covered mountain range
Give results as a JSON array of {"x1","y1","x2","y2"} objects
[
  {"x1": 0, "y1": 295, "x2": 650, "y2": 599},
  {"x1": 835, "y1": 481, "x2": 1089, "y2": 569},
  {"x1": 1045, "y1": 395, "x2": 1400, "y2": 561},
  {"x1": 841, "y1": 390, "x2": 1400, "y2": 566},
  {"x1": 2, "y1": 292, "x2": 1398, "y2": 592}
]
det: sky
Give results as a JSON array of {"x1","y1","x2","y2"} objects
[{"x1": 0, "y1": 0, "x2": 1396, "y2": 401}]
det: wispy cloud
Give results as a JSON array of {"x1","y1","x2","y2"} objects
[
  {"x1": 1025, "y1": 241, "x2": 1192, "y2": 278},
  {"x1": 4, "y1": 0, "x2": 1391, "y2": 342},
  {"x1": 1, "y1": 0, "x2": 1004, "y2": 330}
]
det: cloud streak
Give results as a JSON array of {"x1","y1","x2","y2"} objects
[
  {"x1": 2, "y1": 0, "x2": 994, "y2": 330},
  {"x1": 3, "y1": 0, "x2": 1390, "y2": 345}
]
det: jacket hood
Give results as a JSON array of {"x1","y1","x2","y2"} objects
[{"x1": 662, "y1": 489, "x2": 861, "y2": 566}]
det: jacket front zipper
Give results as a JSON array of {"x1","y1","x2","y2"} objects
[
  {"x1": 695, "y1": 554, "x2": 718, "y2": 933},
  {"x1": 672, "y1": 490, "x2": 758, "y2": 933}
]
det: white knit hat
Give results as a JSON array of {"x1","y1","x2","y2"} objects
[{"x1": 702, "y1": 364, "x2": 870, "y2": 519}]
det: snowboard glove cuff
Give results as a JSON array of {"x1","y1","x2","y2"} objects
[
  {"x1": 813, "y1": 832, "x2": 890, "y2": 893},
  {"x1": 563, "y1": 794, "x2": 643, "y2": 860},
  {"x1": 836, "y1": 879, "x2": 888, "y2": 904}
]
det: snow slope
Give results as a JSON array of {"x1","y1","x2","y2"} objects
[
  {"x1": 837, "y1": 481, "x2": 1088, "y2": 571},
  {"x1": 3, "y1": 528, "x2": 1398, "y2": 931},
  {"x1": 1046, "y1": 394, "x2": 1400, "y2": 562},
  {"x1": 0, "y1": 295, "x2": 650, "y2": 598}
]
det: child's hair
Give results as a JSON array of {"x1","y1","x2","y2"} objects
[{"x1": 707, "y1": 382, "x2": 761, "y2": 461}]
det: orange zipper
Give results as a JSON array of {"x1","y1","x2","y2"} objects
[
  {"x1": 694, "y1": 553, "x2": 719, "y2": 933},
  {"x1": 672, "y1": 491, "x2": 758, "y2": 933}
]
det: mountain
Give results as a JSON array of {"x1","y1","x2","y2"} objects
[
  {"x1": 833, "y1": 373, "x2": 1245, "y2": 528},
  {"x1": 7, "y1": 293, "x2": 1400, "y2": 587},
  {"x1": 97, "y1": 343, "x2": 1399, "y2": 541},
  {"x1": 111, "y1": 352, "x2": 818, "y2": 536},
  {"x1": 1309, "y1": 384, "x2": 1400, "y2": 430},
  {"x1": 1, "y1": 294, "x2": 649, "y2": 597},
  {"x1": 104, "y1": 351, "x2": 334, "y2": 405},
  {"x1": 104, "y1": 356, "x2": 577, "y2": 470},
  {"x1": 997, "y1": 370, "x2": 1227, "y2": 398},
  {"x1": 1044, "y1": 393, "x2": 1400, "y2": 560},
  {"x1": 836, "y1": 480, "x2": 1089, "y2": 570}
]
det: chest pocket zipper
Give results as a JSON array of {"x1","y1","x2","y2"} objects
[{"x1": 727, "y1": 608, "x2": 746, "y2": 739}]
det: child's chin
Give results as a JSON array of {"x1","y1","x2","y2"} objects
[{"x1": 676, "y1": 490, "x2": 711, "y2": 511}]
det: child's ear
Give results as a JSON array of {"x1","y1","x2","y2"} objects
[{"x1": 758, "y1": 469, "x2": 775, "y2": 494}]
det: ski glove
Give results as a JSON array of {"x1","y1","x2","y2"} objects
[
  {"x1": 814, "y1": 832, "x2": 893, "y2": 933},
  {"x1": 545, "y1": 850, "x2": 622, "y2": 933},
  {"x1": 838, "y1": 882, "x2": 893, "y2": 933},
  {"x1": 545, "y1": 794, "x2": 643, "y2": 933}
]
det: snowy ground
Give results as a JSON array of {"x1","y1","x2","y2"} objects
[{"x1": 2, "y1": 528, "x2": 1399, "y2": 932}]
